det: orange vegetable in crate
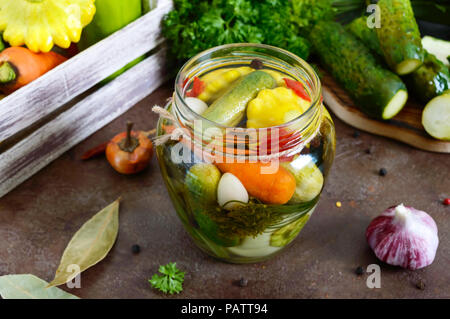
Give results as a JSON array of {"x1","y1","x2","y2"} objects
[
  {"x1": 215, "y1": 161, "x2": 296, "y2": 205},
  {"x1": 106, "y1": 122, "x2": 154, "y2": 174},
  {"x1": 0, "y1": 47, "x2": 67, "y2": 94}
]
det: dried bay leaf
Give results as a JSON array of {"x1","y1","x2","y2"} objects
[
  {"x1": 0, "y1": 274, "x2": 79, "y2": 299},
  {"x1": 47, "y1": 199, "x2": 120, "y2": 287}
]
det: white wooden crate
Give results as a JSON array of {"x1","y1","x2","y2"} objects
[{"x1": 0, "y1": 0, "x2": 173, "y2": 198}]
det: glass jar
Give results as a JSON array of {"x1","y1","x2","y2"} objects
[{"x1": 156, "y1": 44, "x2": 335, "y2": 263}]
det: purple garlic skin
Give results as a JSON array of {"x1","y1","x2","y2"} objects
[{"x1": 366, "y1": 204, "x2": 439, "y2": 270}]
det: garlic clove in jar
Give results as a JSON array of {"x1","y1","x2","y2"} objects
[
  {"x1": 185, "y1": 97, "x2": 208, "y2": 115},
  {"x1": 217, "y1": 172, "x2": 249, "y2": 210},
  {"x1": 366, "y1": 204, "x2": 439, "y2": 270}
]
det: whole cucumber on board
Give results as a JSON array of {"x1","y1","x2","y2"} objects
[
  {"x1": 347, "y1": 17, "x2": 450, "y2": 104},
  {"x1": 404, "y1": 52, "x2": 450, "y2": 104},
  {"x1": 422, "y1": 91, "x2": 450, "y2": 141},
  {"x1": 202, "y1": 71, "x2": 276, "y2": 127},
  {"x1": 346, "y1": 17, "x2": 383, "y2": 56},
  {"x1": 310, "y1": 21, "x2": 407, "y2": 120},
  {"x1": 376, "y1": 0, "x2": 424, "y2": 75}
]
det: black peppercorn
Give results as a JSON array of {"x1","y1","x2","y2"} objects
[
  {"x1": 379, "y1": 168, "x2": 387, "y2": 176},
  {"x1": 365, "y1": 148, "x2": 372, "y2": 154},
  {"x1": 250, "y1": 59, "x2": 264, "y2": 70},
  {"x1": 132, "y1": 244, "x2": 141, "y2": 254},
  {"x1": 238, "y1": 277, "x2": 248, "y2": 287},
  {"x1": 415, "y1": 280, "x2": 426, "y2": 290},
  {"x1": 355, "y1": 266, "x2": 364, "y2": 276},
  {"x1": 352, "y1": 131, "x2": 360, "y2": 138}
]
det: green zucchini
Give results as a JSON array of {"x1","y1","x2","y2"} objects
[
  {"x1": 347, "y1": 17, "x2": 450, "y2": 104},
  {"x1": 310, "y1": 21, "x2": 407, "y2": 120},
  {"x1": 422, "y1": 91, "x2": 450, "y2": 141},
  {"x1": 202, "y1": 70, "x2": 276, "y2": 126},
  {"x1": 376, "y1": 0, "x2": 424, "y2": 75}
]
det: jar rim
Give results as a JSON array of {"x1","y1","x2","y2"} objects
[{"x1": 174, "y1": 43, "x2": 322, "y2": 132}]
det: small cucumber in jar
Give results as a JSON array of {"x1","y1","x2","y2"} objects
[
  {"x1": 202, "y1": 70, "x2": 276, "y2": 126},
  {"x1": 422, "y1": 91, "x2": 450, "y2": 141},
  {"x1": 270, "y1": 213, "x2": 310, "y2": 247},
  {"x1": 185, "y1": 163, "x2": 240, "y2": 247}
]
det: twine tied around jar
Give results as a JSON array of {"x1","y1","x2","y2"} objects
[{"x1": 152, "y1": 102, "x2": 323, "y2": 163}]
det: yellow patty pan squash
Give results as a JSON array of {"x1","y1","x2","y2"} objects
[
  {"x1": 0, "y1": 0, "x2": 96, "y2": 52},
  {"x1": 247, "y1": 86, "x2": 310, "y2": 129}
]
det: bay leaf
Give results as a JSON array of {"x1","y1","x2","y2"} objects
[
  {"x1": 47, "y1": 199, "x2": 120, "y2": 287},
  {"x1": 0, "y1": 274, "x2": 79, "y2": 299}
]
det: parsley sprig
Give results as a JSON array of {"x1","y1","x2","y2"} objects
[{"x1": 149, "y1": 262, "x2": 185, "y2": 294}]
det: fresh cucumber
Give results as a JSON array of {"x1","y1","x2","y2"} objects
[
  {"x1": 185, "y1": 163, "x2": 240, "y2": 247},
  {"x1": 346, "y1": 17, "x2": 383, "y2": 56},
  {"x1": 422, "y1": 91, "x2": 450, "y2": 141},
  {"x1": 310, "y1": 21, "x2": 408, "y2": 120},
  {"x1": 422, "y1": 36, "x2": 450, "y2": 67},
  {"x1": 202, "y1": 70, "x2": 276, "y2": 126},
  {"x1": 376, "y1": 0, "x2": 424, "y2": 75},
  {"x1": 347, "y1": 17, "x2": 450, "y2": 104},
  {"x1": 404, "y1": 52, "x2": 450, "y2": 104}
]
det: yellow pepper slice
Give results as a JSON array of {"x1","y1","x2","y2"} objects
[
  {"x1": 247, "y1": 87, "x2": 310, "y2": 128},
  {"x1": 0, "y1": 0, "x2": 96, "y2": 52}
]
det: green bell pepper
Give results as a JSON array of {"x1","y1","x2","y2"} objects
[{"x1": 78, "y1": 0, "x2": 144, "y2": 82}]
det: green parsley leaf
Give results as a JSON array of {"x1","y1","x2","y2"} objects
[{"x1": 149, "y1": 262, "x2": 185, "y2": 294}]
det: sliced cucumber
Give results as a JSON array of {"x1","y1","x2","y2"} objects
[
  {"x1": 382, "y1": 89, "x2": 408, "y2": 119},
  {"x1": 422, "y1": 92, "x2": 450, "y2": 140},
  {"x1": 422, "y1": 36, "x2": 450, "y2": 67},
  {"x1": 396, "y1": 59, "x2": 423, "y2": 76},
  {"x1": 270, "y1": 213, "x2": 310, "y2": 247}
]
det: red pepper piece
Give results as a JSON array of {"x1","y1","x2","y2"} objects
[
  {"x1": 81, "y1": 142, "x2": 108, "y2": 160},
  {"x1": 186, "y1": 77, "x2": 205, "y2": 97},
  {"x1": 443, "y1": 198, "x2": 450, "y2": 206},
  {"x1": 283, "y1": 78, "x2": 311, "y2": 101}
]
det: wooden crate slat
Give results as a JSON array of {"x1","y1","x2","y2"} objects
[
  {"x1": 0, "y1": 0, "x2": 173, "y2": 143},
  {"x1": 0, "y1": 48, "x2": 168, "y2": 198}
]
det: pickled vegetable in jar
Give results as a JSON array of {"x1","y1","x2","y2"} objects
[{"x1": 156, "y1": 44, "x2": 335, "y2": 263}]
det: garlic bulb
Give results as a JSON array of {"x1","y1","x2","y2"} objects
[
  {"x1": 366, "y1": 204, "x2": 439, "y2": 270},
  {"x1": 185, "y1": 97, "x2": 208, "y2": 115},
  {"x1": 217, "y1": 173, "x2": 249, "y2": 210}
]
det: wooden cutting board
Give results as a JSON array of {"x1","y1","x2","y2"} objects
[{"x1": 321, "y1": 71, "x2": 450, "y2": 153}]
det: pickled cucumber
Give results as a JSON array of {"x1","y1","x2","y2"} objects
[
  {"x1": 270, "y1": 213, "x2": 310, "y2": 247},
  {"x1": 281, "y1": 157, "x2": 323, "y2": 203},
  {"x1": 198, "y1": 67, "x2": 253, "y2": 102},
  {"x1": 185, "y1": 163, "x2": 240, "y2": 247},
  {"x1": 202, "y1": 71, "x2": 276, "y2": 126}
]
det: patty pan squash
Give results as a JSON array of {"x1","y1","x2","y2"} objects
[{"x1": 0, "y1": 0, "x2": 96, "y2": 52}]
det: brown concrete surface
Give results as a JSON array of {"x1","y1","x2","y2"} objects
[{"x1": 0, "y1": 84, "x2": 449, "y2": 299}]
